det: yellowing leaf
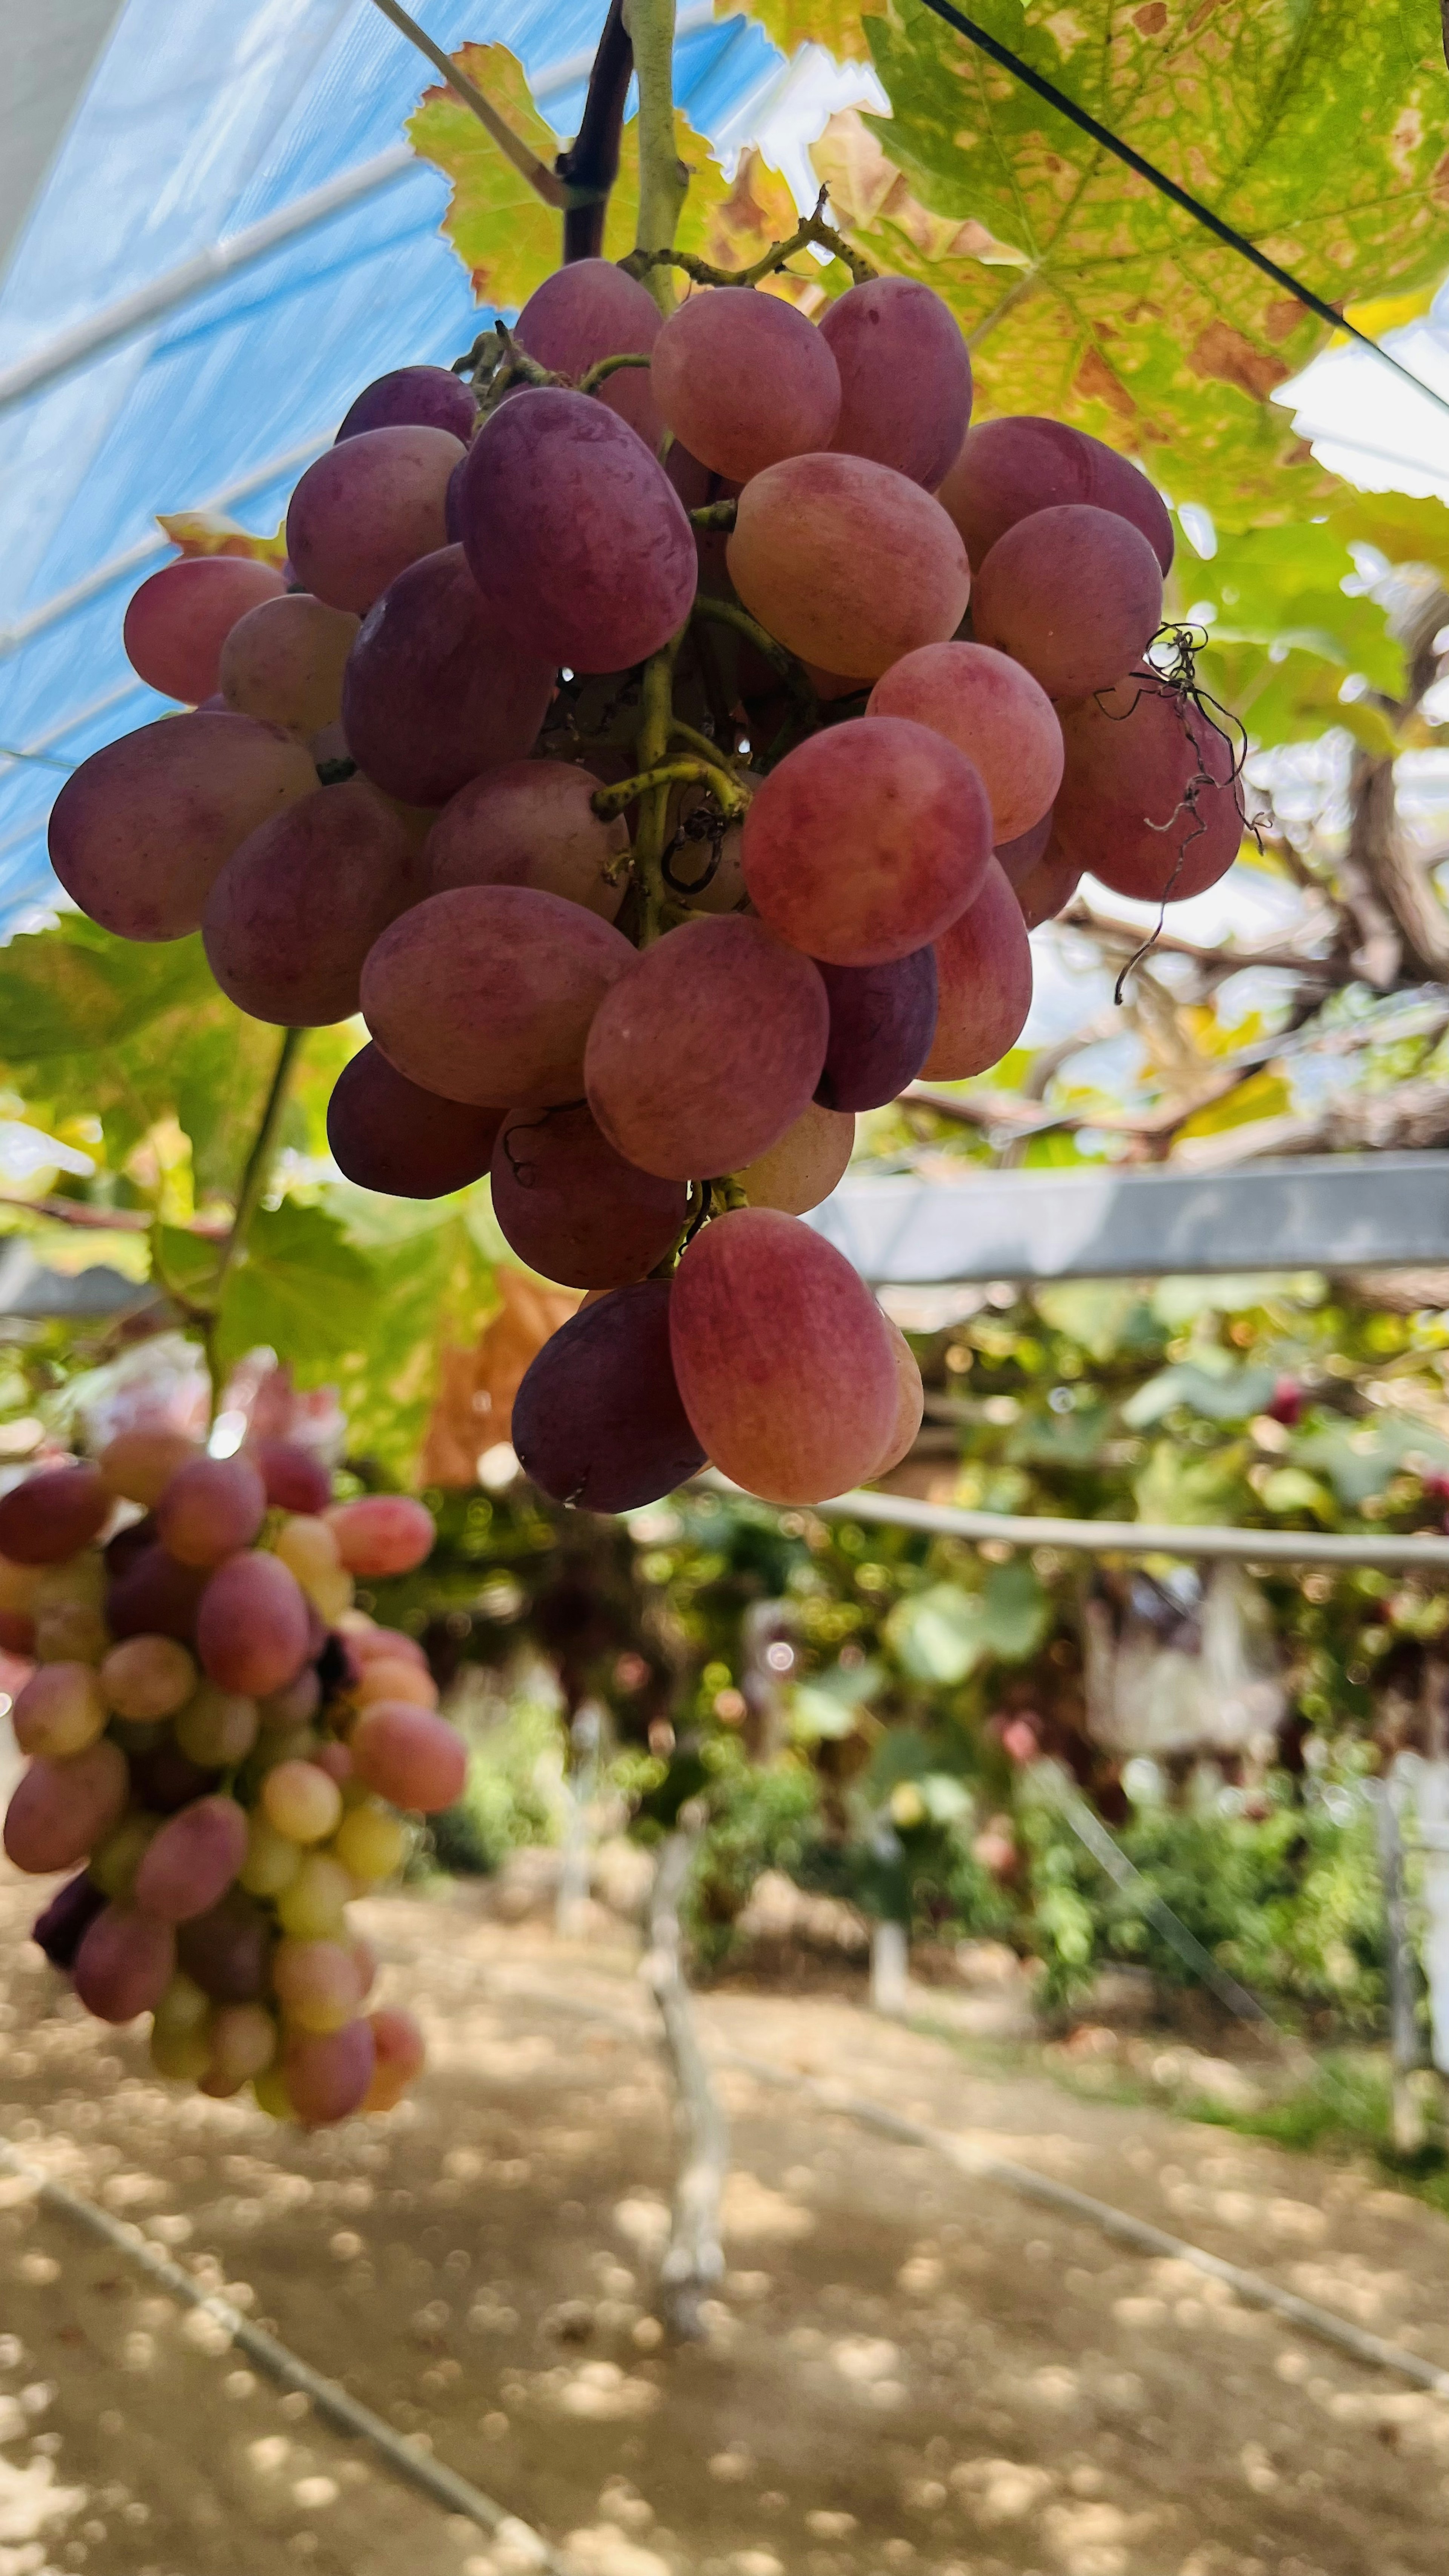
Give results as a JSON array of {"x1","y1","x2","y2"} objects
[
  {"x1": 718, "y1": 0, "x2": 883, "y2": 64},
  {"x1": 409, "y1": 44, "x2": 785, "y2": 316},
  {"x1": 1174, "y1": 1071, "x2": 1292, "y2": 1144},
  {"x1": 156, "y1": 510, "x2": 288, "y2": 564},
  {"x1": 812, "y1": 0, "x2": 1449, "y2": 530}
]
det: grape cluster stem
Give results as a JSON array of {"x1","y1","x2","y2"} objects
[{"x1": 622, "y1": 190, "x2": 878, "y2": 292}]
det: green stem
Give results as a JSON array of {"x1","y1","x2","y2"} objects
[
  {"x1": 592, "y1": 755, "x2": 747, "y2": 823},
  {"x1": 624, "y1": 192, "x2": 877, "y2": 292},
  {"x1": 690, "y1": 595, "x2": 817, "y2": 709},
  {"x1": 579, "y1": 350, "x2": 654, "y2": 394},
  {"x1": 624, "y1": 0, "x2": 688, "y2": 315},
  {"x1": 632, "y1": 630, "x2": 687, "y2": 936},
  {"x1": 193, "y1": 1027, "x2": 305, "y2": 1418},
  {"x1": 669, "y1": 717, "x2": 736, "y2": 768},
  {"x1": 689, "y1": 500, "x2": 737, "y2": 532}
]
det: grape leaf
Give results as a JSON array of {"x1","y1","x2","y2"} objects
[
  {"x1": 409, "y1": 45, "x2": 803, "y2": 315},
  {"x1": 720, "y1": 0, "x2": 882, "y2": 61},
  {"x1": 0, "y1": 918, "x2": 214, "y2": 1060},
  {"x1": 811, "y1": 0, "x2": 1449, "y2": 528},
  {"x1": 214, "y1": 1200, "x2": 377, "y2": 1381}
]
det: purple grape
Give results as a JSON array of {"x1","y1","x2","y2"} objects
[
  {"x1": 337, "y1": 365, "x2": 477, "y2": 446},
  {"x1": 341, "y1": 545, "x2": 554, "y2": 807},
  {"x1": 814, "y1": 948, "x2": 939, "y2": 1112},
  {"x1": 32, "y1": 1872, "x2": 106, "y2": 1972},
  {"x1": 512, "y1": 1280, "x2": 705, "y2": 1513},
  {"x1": 327, "y1": 1044, "x2": 502, "y2": 1198}
]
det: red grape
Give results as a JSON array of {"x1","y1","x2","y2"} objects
[
  {"x1": 866, "y1": 641, "x2": 1063, "y2": 843},
  {"x1": 491, "y1": 1102, "x2": 688, "y2": 1289},
  {"x1": 514, "y1": 258, "x2": 664, "y2": 447},
  {"x1": 1011, "y1": 836, "x2": 1083, "y2": 930},
  {"x1": 98, "y1": 1429, "x2": 199, "y2": 1509},
  {"x1": 286, "y1": 424, "x2": 465, "y2": 612},
  {"x1": 364, "y1": 2007, "x2": 425, "y2": 2112},
  {"x1": 176, "y1": 1889, "x2": 270, "y2": 2001},
  {"x1": 511, "y1": 1281, "x2": 705, "y2": 1514},
  {"x1": 196, "y1": 1551, "x2": 310, "y2": 1696},
  {"x1": 12, "y1": 1662, "x2": 108, "y2": 1758},
  {"x1": 31, "y1": 1872, "x2": 107, "y2": 1972},
  {"x1": 938, "y1": 414, "x2": 1174, "y2": 574},
  {"x1": 123, "y1": 557, "x2": 287, "y2": 704},
  {"x1": 426, "y1": 761, "x2": 629, "y2": 921},
  {"x1": 155, "y1": 1454, "x2": 266, "y2": 1568},
  {"x1": 814, "y1": 950, "x2": 938, "y2": 1112},
  {"x1": 874, "y1": 1316, "x2": 924, "y2": 1474},
  {"x1": 727, "y1": 453, "x2": 970, "y2": 678},
  {"x1": 0, "y1": 1462, "x2": 108, "y2": 1565},
  {"x1": 456, "y1": 387, "x2": 696, "y2": 673},
  {"x1": 741, "y1": 717, "x2": 992, "y2": 966},
  {"x1": 361, "y1": 884, "x2": 634, "y2": 1108},
  {"x1": 134, "y1": 1794, "x2": 248, "y2": 1923},
  {"x1": 203, "y1": 779, "x2": 422, "y2": 1026},
  {"x1": 585, "y1": 916, "x2": 829, "y2": 1180},
  {"x1": 248, "y1": 1439, "x2": 333, "y2": 1517},
  {"x1": 128, "y1": 1742, "x2": 212, "y2": 1817},
  {"x1": 1054, "y1": 676, "x2": 1243, "y2": 901},
  {"x1": 337, "y1": 365, "x2": 476, "y2": 444},
  {"x1": 922, "y1": 858, "x2": 1034, "y2": 1079},
  {"x1": 106, "y1": 1543, "x2": 208, "y2": 1645},
  {"x1": 972, "y1": 504, "x2": 1163, "y2": 700},
  {"x1": 326, "y1": 1044, "x2": 501, "y2": 1198},
  {"x1": 218, "y1": 592, "x2": 360, "y2": 737},
  {"x1": 203, "y1": 2001, "x2": 278, "y2": 2092},
  {"x1": 651, "y1": 289, "x2": 840, "y2": 483},
  {"x1": 350, "y1": 1702, "x2": 466, "y2": 1811},
  {"x1": 100, "y1": 1633, "x2": 197, "y2": 1722},
  {"x1": 670, "y1": 1209, "x2": 898, "y2": 1504},
  {"x1": 3, "y1": 1739, "x2": 129, "y2": 1874},
  {"x1": 820, "y1": 277, "x2": 971, "y2": 490},
  {"x1": 325, "y1": 1494, "x2": 435, "y2": 1578},
  {"x1": 48, "y1": 712, "x2": 318, "y2": 941},
  {"x1": 341, "y1": 544, "x2": 554, "y2": 809},
  {"x1": 285, "y1": 2018, "x2": 375, "y2": 2125},
  {"x1": 737, "y1": 1103, "x2": 854, "y2": 1214},
  {"x1": 273, "y1": 1936, "x2": 365, "y2": 2032},
  {"x1": 994, "y1": 813, "x2": 1053, "y2": 882},
  {"x1": 73, "y1": 1906, "x2": 177, "y2": 2024}
]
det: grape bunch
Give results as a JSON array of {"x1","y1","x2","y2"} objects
[
  {"x1": 48, "y1": 260, "x2": 1243, "y2": 1514},
  {"x1": 0, "y1": 1445, "x2": 457, "y2": 2125}
]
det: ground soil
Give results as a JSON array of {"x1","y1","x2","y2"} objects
[{"x1": 2, "y1": 1865, "x2": 1447, "y2": 2576}]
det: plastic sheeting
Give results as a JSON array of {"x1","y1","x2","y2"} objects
[{"x1": 0, "y1": 0, "x2": 869, "y2": 932}]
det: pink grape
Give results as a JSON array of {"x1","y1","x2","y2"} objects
[
  {"x1": 134, "y1": 1794, "x2": 248, "y2": 1923},
  {"x1": 337, "y1": 365, "x2": 476, "y2": 444},
  {"x1": 0, "y1": 1462, "x2": 109, "y2": 1565},
  {"x1": 737, "y1": 1103, "x2": 854, "y2": 1215},
  {"x1": 155, "y1": 1453, "x2": 266, "y2": 1568},
  {"x1": 285, "y1": 2018, "x2": 375, "y2": 2125},
  {"x1": 248, "y1": 1440, "x2": 332, "y2": 1517},
  {"x1": 12, "y1": 1662, "x2": 108, "y2": 1758},
  {"x1": 727, "y1": 453, "x2": 970, "y2": 678},
  {"x1": 341, "y1": 544, "x2": 554, "y2": 808},
  {"x1": 1055, "y1": 677, "x2": 1243, "y2": 901},
  {"x1": 48, "y1": 712, "x2": 318, "y2": 941},
  {"x1": 286, "y1": 424, "x2": 465, "y2": 612},
  {"x1": 814, "y1": 950, "x2": 938, "y2": 1112},
  {"x1": 272, "y1": 1937, "x2": 365, "y2": 2033},
  {"x1": 921, "y1": 859, "x2": 1034, "y2": 1079},
  {"x1": 511, "y1": 1282, "x2": 705, "y2": 1514},
  {"x1": 994, "y1": 812, "x2": 1053, "y2": 882},
  {"x1": 73, "y1": 1907, "x2": 177, "y2": 2024},
  {"x1": 351, "y1": 1702, "x2": 466, "y2": 1810},
  {"x1": 218, "y1": 592, "x2": 360, "y2": 737},
  {"x1": 651, "y1": 289, "x2": 841, "y2": 483},
  {"x1": 177, "y1": 1889, "x2": 269, "y2": 2002},
  {"x1": 819, "y1": 277, "x2": 971, "y2": 490},
  {"x1": 456, "y1": 387, "x2": 696, "y2": 673},
  {"x1": 261, "y1": 1759, "x2": 344, "y2": 1844},
  {"x1": 364, "y1": 2007, "x2": 425, "y2": 2112},
  {"x1": 106, "y1": 1543, "x2": 208, "y2": 1645},
  {"x1": 129, "y1": 1742, "x2": 211, "y2": 1817},
  {"x1": 196, "y1": 1551, "x2": 311, "y2": 1695},
  {"x1": 3, "y1": 1739, "x2": 129, "y2": 1874},
  {"x1": 514, "y1": 258, "x2": 664, "y2": 446},
  {"x1": 362, "y1": 883, "x2": 634, "y2": 1108},
  {"x1": 123, "y1": 556, "x2": 288, "y2": 704},
  {"x1": 100, "y1": 1633, "x2": 196, "y2": 1722},
  {"x1": 866, "y1": 641, "x2": 1063, "y2": 843},
  {"x1": 426, "y1": 761, "x2": 629, "y2": 921},
  {"x1": 98, "y1": 1428, "x2": 199, "y2": 1509},
  {"x1": 741, "y1": 717, "x2": 992, "y2": 966},
  {"x1": 325, "y1": 1495, "x2": 435, "y2": 1578},
  {"x1": 203, "y1": 779, "x2": 423, "y2": 1026},
  {"x1": 937, "y1": 414, "x2": 1174, "y2": 574},
  {"x1": 1012, "y1": 837, "x2": 1083, "y2": 930},
  {"x1": 585, "y1": 917, "x2": 829, "y2": 1180},
  {"x1": 260, "y1": 1667, "x2": 323, "y2": 1730},
  {"x1": 971, "y1": 505, "x2": 1164, "y2": 701},
  {"x1": 874, "y1": 1318, "x2": 925, "y2": 1475},
  {"x1": 490, "y1": 1103, "x2": 688, "y2": 1289},
  {"x1": 203, "y1": 2002, "x2": 277, "y2": 2093},
  {"x1": 346, "y1": 1625, "x2": 428, "y2": 1672},
  {"x1": 670, "y1": 1209, "x2": 898, "y2": 1506},
  {"x1": 353, "y1": 1654, "x2": 437, "y2": 1710},
  {"x1": 326, "y1": 1044, "x2": 501, "y2": 1198}
]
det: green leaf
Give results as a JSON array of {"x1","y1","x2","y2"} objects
[
  {"x1": 1033, "y1": 1281, "x2": 1156, "y2": 1363},
  {"x1": 1258, "y1": 1465, "x2": 1337, "y2": 1522},
  {"x1": 814, "y1": 0, "x2": 1449, "y2": 528},
  {"x1": 1292, "y1": 1412, "x2": 1449, "y2": 1507},
  {"x1": 0, "y1": 918, "x2": 213, "y2": 1059},
  {"x1": 214, "y1": 1201, "x2": 377, "y2": 1380},
  {"x1": 1133, "y1": 1437, "x2": 1251, "y2": 1526},
  {"x1": 887, "y1": 1559, "x2": 1046, "y2": 1681},
  {"x1": 1123, "y1": 1359, "x2": 1278, "y2": 1429}
]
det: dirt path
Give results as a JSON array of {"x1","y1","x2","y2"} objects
[{"x1": 2, "y1": 1867, "x2": 1447, "y2": 2576}]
